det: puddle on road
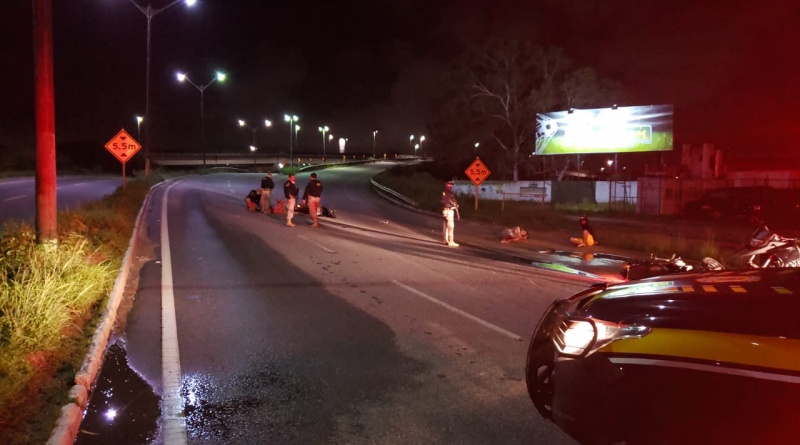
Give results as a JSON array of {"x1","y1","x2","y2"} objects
[{"x1": 75, "y1": 341, "x2": 161, "y2": 445}]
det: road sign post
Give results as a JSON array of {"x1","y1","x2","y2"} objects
[
  {"x1": 465, "y1": 157, "x2": 491, "y2": 210},
  {"x1": 105, "y1": 129, "x2": 142, "y2": 191}
]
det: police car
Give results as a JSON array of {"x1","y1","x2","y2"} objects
[{"x1": 525, "y1": 269, "x2": 800, "y2": 445}]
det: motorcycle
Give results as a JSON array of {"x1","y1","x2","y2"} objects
[
  {"x1": 733, "y1": 225, "x2": 800, "y2": 268},
  {"x1": 295, "y1": 202, "x2": 337, "y2": 218},
  {"x1": 623, "y1": 254, "x2": 725, "y2": 280},
  {"x1": 622, "y1": 253, "x2": 693, "y2": 281}
]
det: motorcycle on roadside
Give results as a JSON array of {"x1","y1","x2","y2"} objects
[
  {"x1": 622, "y1": 225, "x2": 799, "y2": 281},
  {"x1": 733, "y1": 225, "x2": 800, "y2": 268}
]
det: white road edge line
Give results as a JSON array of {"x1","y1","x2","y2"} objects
[
  {"x1": 3, "y1": 195, "x2": 26, "y2": 202},
  {"x1": 391, "y1": 280, "x2": 523, "y2": 341},
  {"x1": 161, "y1": 182, "x2": 188, "y2": 445},
  {"x1": 298, "y1": 234, "x2": 337, "y2": 253}
]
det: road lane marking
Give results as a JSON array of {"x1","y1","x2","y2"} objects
[
  {"x1": 391, "y1": 280, "x2": 523, "y2": 341},
  {"x1": 161, "y1": 182, "x2": 188, "y2": 445},
  {"x1": 298, "y1": 234, "x2": 337, "y2": 253},
  {"x1": 3, "y1": 195, "x2": 26, "y2": 202}
]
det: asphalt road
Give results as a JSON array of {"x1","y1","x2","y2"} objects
[
  {"x1": 0, "y1": 175, "x2": 121, "y2": 227},
  {"x1": 77, "y1": 163, "x2": 589, "y2": 444}
]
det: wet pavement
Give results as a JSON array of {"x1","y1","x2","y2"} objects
[{"x1": 75, "y1": 341, "x2": 161, "y2": 445}]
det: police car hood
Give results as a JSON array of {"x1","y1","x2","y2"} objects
[{"x1": 570, "y1": 269, "x2": 800, "y2": 339}]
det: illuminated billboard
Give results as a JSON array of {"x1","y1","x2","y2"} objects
[{"x1": 535, "y1": 104, "x2": 673, "y2": 155}]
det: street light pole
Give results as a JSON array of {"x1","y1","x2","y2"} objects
[
  {"x1": 294, "y1": 125, "x2": 300, "y2": 161},
  {"x1": 318, "y1": 126, "x2": 329, "y2": 158},
  {"x1": 372, "y1": 130, "x2": 378, "y2": 157},
  {"x1": 177, "y1": 71, "x2": 226, "y2": 166},
  {"x1": 239, "y1": 119, "x2": 272, "y2": 166},
  {"x1": 419, "y1": 135, "x2": 426, "y2": 156},
  {"x1": 409, "y1": 135, "x2": 414, "y2": 154},
  {"x1": 128, "y1": 0, "x2": 196, "y2": 177},
  {"x1": 136, "y1": 116, "x2": 143, "y2": 141},
  {"x1": 284, "y1": 114, "x2": 298, "y2": 167}
]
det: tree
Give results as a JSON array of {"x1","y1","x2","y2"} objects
[{"x1": 431, "y1": 39, "x2": 625, "y2": 181}]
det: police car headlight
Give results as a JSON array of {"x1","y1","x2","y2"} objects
[{"x1": 557, "y1": 318, "x2": 651, "y2": 357}]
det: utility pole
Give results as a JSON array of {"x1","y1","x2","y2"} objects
[{"x1": 33, "y1": 0, "x2": 58, "y2": 244}]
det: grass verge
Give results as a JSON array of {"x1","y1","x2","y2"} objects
[
  {"x1": 374, "y1": 165, "x2": 733, "y2": 264},
  {"x1": 0, "y1": 176, "x2": 156, "y2": 445}
]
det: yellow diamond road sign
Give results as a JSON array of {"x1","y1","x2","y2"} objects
[
  {"x1": 465, "y1": 157, "x2": 491, "y2": 186},
  {"x1": 105, "y1": 129, "x2": 141, "y2": 164}
]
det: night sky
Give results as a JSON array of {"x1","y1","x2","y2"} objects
[{"x1": 2, "y1": 0, "x2": 799, "y2": 163}]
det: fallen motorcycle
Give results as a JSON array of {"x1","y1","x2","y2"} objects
[
  {"x1": 622, "y1": 254, "x2": 724, "y2": 280},
  {"x1": 734, "y1": 225, "x2": 800, "y2": 268},
  {"x1": 295, "y1": 202, "x2": 337, "y2": 218},
  {"x1": 622, "y1": 253, "x2": 693, "y2": 281}
]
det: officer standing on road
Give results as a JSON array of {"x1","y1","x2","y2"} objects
[
  {"x1": 441, "y1": 180, "x2": 459, "y2": 247},
  {"x1": 260, "y1": 172, "x2": 274, "y2": 214},
  {"x1": 302, "y1": 172, "x2": 324, "y2": 228},
  {"x1": 284, "y1": 174, "x2": 299, "y2": 227}
]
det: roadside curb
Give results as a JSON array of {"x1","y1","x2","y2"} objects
[{"x1": 46, "y1": 185, "x2": 154, "y2": 445}]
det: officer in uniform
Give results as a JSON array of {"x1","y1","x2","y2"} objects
[
  {"x1": 302, "y1": 172, "x2": 324, "y2": 228},
  {"x1": 283, "y1": 174, "x2": 299, "y2": 227},
  {"x1": 259, "y1": 172, "x2": 274, "y2": 214},
  {"x1": 441, "y1": 180, "x2": 459, "y2": 247}
]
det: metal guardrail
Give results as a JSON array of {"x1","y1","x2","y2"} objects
[{"x1": 370, "y1": 178, "x2": 418, "y2": 208}]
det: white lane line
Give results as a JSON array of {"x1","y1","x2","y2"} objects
[
  {"x1": 391, "y1": 280, "x2": 523, "y2": 341},
  {"x1": 298, "y1": 234, "x2": 337, "y2": 253},
  {"x1": 3, "y1": 195, "x2": 26, "y2": 202},
  {"x1": 161, "y1": 182, "x2": 188, "y2": 445}
]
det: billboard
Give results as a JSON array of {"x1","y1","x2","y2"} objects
[{"x1": 535, "y1": 104, "x2": 673, "y2": 155}]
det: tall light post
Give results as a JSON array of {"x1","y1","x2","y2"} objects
[
  {"x1": 419, "y1": 135, "x2": 426, "y2": 156},
  {"x1": 250, "y1": 145, "x2": 257, "y2": 165},
  {"x1": 294, "y1": 125, "x2": 301, "y2": 162},
  {"x1": 177, "y1": 71, "x2": 226, "y2": 166},
  {"x1": 318, "y1": 125, "x2": 329, "y2": 158},
  {"x1": 238, "y1": 118, "x2": 270, "y2": 147},
  {"x1": 284, "y1": 114, "x2": 299, "y2": 167},
  {"x1": 409, "y1": 135, "x2": 415, "y2": 153},
  {"x1": 128, "y1": 0, "x2": 197, "y2": 177},
  {"x1": 136, "y1": 116, "x2": 143, "y2": 141},
  {"x1": 372, "y1": 130, "x2": 378, "y2": 157}
]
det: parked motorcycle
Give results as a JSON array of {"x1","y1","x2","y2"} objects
[{"x1": 734, "y1": 225, "x2": 800, "y2": 268}]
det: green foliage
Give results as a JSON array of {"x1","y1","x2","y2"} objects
[{"x1": 0, "y1": 178, "x2": 151, "y2": 443}]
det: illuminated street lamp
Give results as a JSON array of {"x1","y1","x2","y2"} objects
[
  {"x1": 409, "y1": 135, "x2": 415, "y2": 153},
  {"x1": 127, "y1": 0, "x2": 197, "y2": 176},
  {"x1": 419, "y1": 135, "x2": 426, "y2": 156},
  {"x1": 414, "y1": 143, "x2": 420, "y2": 153},
  {"x1": 238, "y1": 119, "x2": 271, "y2": 160},
  {"x1": 318, "y1": 125, "x2": 329, "y2": 157},
  {"x1": 250, "y1": 145, "x2": 257, "y2": 165},
  {"x1": 177, "y1": 71, "x2": 226, "y2": 166},
  {"x1": 284, "y1": 114, "x2": 299, "y2": 167},
  {"x1": 295, "y1": 125, "x2": 301, "y2": 155},
  {"x1": 372, "y1": 130, "x2": 378, "y2": 157},
  {"x1": 135, "y1": 116, "x2": 143, "y2": 141}
]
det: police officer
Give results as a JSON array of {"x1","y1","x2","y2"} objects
[
  {"x1": 441, "y1": 180, "x2": 459, "y2": 247},
  {"x1": 302, "y1": 172, "x2": 324, "y2": 227},
  {"x1": 259, "y1": 172, "x2": 274, "y2": 214},
  {"x1": 284, "y1": 174, "x2": 299, "y2": 227}
]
